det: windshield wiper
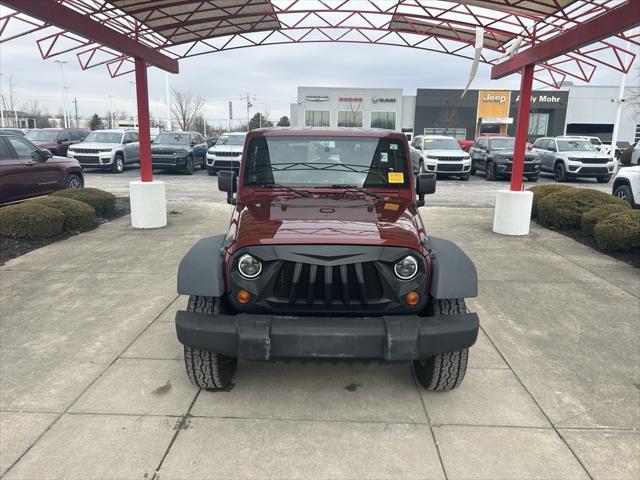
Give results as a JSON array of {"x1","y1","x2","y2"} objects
[
  {"x1": 329, "y1": 184, "x2": 382, "y2": 200},
  {"x1": 261, "y1": 184, "x2": 310, "y2": 197}
]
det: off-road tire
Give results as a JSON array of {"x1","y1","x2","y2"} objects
[
  {"x1": 112, "y1": 154, "x2": 125, "y2": 174},
  {"x1": 65, "y1": 174, "x2": 83, "y2": 189},
  {"x1": 554, "y1": 162, "x2": 567, "y2": 182},
  {"x1": 596, "y1": 175, "x2": 611, "y2": 184},
  {"x1": 183, "y1": 296, "x2": 237, "y2": 390},
  {"x1": 485, "y1": 161, "x2": 497, "y2": 181},
  {"x1": 413, "y1": 298, "x2": 469, "y2": 391},
  {"x1": 613, "y1": 184, "x2": 633, "y2": 207},
  {"x1": 183, "y1": 156, "x2": 194, "y2": 175}
]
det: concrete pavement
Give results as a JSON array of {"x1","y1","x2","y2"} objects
[{"x1": 0, "y1": 203, "x2": 638, "y2": 480}]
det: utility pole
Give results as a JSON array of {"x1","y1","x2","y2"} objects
[
  {"x1": 73, "y1": 97, "x2": 79, "y2": 127},
  {"x1": 241, "y1": 93, "x2": 253, "y2": 132},
  {"x1": 129, "y1": 80, "x2": 137, "y2": 127},
  {"x1": 0, "y1": 74, "x2": 4, "y2": 128},
  {"x1": 228, "y1": 100, "x2": 233, "y2": 132},
  {"x1": 165, "y1": 72, "x2": 171, "y2": 131},
  {"x1": 54, "y1": 60, "x2": 69, "y2": 128},
  {"x1": 108, "y1": 95, "x2": 114, "y2": 129}
]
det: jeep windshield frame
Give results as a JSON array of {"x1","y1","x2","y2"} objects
[{"x1": 240, "y1": 135, "x2": 411, "y2": 196}]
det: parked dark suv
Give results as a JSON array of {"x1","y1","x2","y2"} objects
[
  {"x1": 151, "y1": 131, "x2": 208, "y2": 175},
  {"x1": 25, "y1": 128, "x2": 89, "y2": 157},
  {"x1": 175, "y1": 128, "x2": 479, "y2": 391},
  {"x1": 469, "y1": 136, "x2": 540, "y2": 181},
  {"x1": 0, "y1": 134, "x2": 83, "y2": 205}
]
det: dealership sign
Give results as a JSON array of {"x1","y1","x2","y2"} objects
[
  {"x1": 339, "y1": 97, "x2": 363, "y2": 102},
  {"x1": 514, "y1": 94, "x2": 562, "y2": 104},
  {"x1": 372, "y1": 97, "x2": 397, "y2": 103},
  {"x1": 481, "y1": 93, "x2": 508, "y2": 104},
  {"x1": 306, "y1": 95, "x2": 329, "y2": 102}
]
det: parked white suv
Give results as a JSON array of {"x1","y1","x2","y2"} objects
[
  {"x1": 612, "y1": 166, "x2": 640, "y2": 208},
  {"x1": 206, "y1": 132, "x2": 247, "y2": 175},
  {"x1": 532, "y1": 137, "x2": 616, "y2": 183},
  {"x1": 410, "y1": 135, "x2": 471, "y2": 180},
  {"x1": 67, "y1": 129, "x2": 140, "y2": 173}
]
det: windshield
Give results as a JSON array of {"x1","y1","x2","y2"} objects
[
  {"x1": 216, "y1": 134, "x2": 245, "y2": 146},
  {"x1": 423, "y1": 138, "x2": 461, "y2": 150},
  {"x1": 83, "y1": 132, "x2": 122, "y2": 144},
  {"x1": 154, "y1": 133, "x2": 190, "y2": 145},
  {"x1": 489, "y1": 138, "x2": 515, "y2": 150},
  {"x1": 557, "y1": 140, "x2": 596, "y2": 152},
  {"x1": 243, "y1": 136, "x2": 409, "y2": 188},
  {"x1": 26, "y1": 130, "x2": 59, "y2": 142}
]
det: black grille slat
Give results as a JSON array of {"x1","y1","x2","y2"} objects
[
  {"x1": 307, "y1": 264, "x2": 318, "y2": 305},
  {"x1": 339, "y1": 265, "x2": 349, "y2": 304},
  {"x1": 324, "y1": 265, "x2": 332, "y2": 305},
  {"x1": 354, "y1": 263, "x2": 367, "y2": 305},
  {"x1": 289, "y1": 262, "x2": 303, "y2": 305}
]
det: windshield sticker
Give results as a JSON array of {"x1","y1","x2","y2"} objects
[
  {"x1": 424, "y1": 139, "x2": 433, "y2": 143},
  {"x1": 388, "y1": 172, "x2": 404, "y2": 183},
  {"x1": 384, "y1": 203, "x2": 399, "y2": 211},
  {"x1": 389, "y1": 144, "x2": 398, "y2": 150},
  {"x1": 380, "y1": 152, "x2": 389, "y2": 163}
]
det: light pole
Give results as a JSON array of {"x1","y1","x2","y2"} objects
[
  {"x1": 108, "y1": 95, "x2": 114, "y2": 128},
  {"x1": 54, "y1": 60, "x2": 69, "y2": 128},
  {"x1": 0, "y1": 73, "x2": 4, "y2": 128},
  {"x1": 129, "y1": 81, "x2": 137, "y2": 127}
]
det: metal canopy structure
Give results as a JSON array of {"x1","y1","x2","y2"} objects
[{"x1": 0, "y1": 0, "x2": 638, "y2": 191}]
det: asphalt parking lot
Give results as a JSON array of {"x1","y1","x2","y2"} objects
[
  {"x1": 1, "y1": 203, "x2": 638, "y2": 480},
  {"x1": 84, "y1": 166, "x2": 613, "y2": 207}
]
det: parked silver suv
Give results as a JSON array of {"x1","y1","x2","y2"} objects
[
  {"x1": 532, "y1": 137, "x2": 616, "y2": 183},
  {"x1": 67, "y1": 129, "x2": 140, "y2": 173}
]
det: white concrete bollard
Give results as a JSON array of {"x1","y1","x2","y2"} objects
[
  {"x1": 129, "y1": 180, "x2": 167, "y2": 229},
  {"x1": 492, "y1": 190, "x2": 533, "y2": 236}
]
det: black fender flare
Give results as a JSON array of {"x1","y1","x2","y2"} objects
[
  {"x1": 177, "y1": 234, "x2": 226, "y2": 297},
  {"x1": 426, "y1": 236, "x2": 478, "y2": 299}
]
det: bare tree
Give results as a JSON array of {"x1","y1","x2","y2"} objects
[
  {"x1": 627, "y1": 64, "x2": 640, "y2": 116},
  {"x1": 171, "y1": 88, "x2": 204, "y2": 131},
  {"x1": 21, "y1": 100, "x2": 50, "y2": 128}
]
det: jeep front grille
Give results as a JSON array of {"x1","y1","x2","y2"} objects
[
  {"x1": 274, "y1": 261, "x2": 382, "y2": 306},
  {"x1": 215, "y1": 151, "x2": 241, "y2": 157}
]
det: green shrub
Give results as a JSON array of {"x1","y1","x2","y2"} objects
[
  {"x1": 581, "y1": 204, "x2": 631, "y2": 236},
  {"x1": 527, "y1": 184, "x2": 575, "y2": 218},
  {"x1": 51, "y1": 188, "x2": 116, "y2": 215},
  {"x1": 0, "y1": 203, "x2": 64, "y2": 239},
  {"x1": 31, "y1": 196, "x2": 96, "y2": 232},
  {"x1": 537, "y1": 188, "x2": 628, "y2": 230},
  {"x1": 593, "y1": 210, "x2": 640, "y2": 251}
]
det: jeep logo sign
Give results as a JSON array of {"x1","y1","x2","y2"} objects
[
  {"x1": 482, "y1": 93, "x2": 507, "y2": 104},
  {"x1": 372, "y1": 97, "x2": 397, "y2": 103}
]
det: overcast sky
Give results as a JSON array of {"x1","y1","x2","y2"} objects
[{"x1": 0, "y1": 32, "x2": 629, "y2": 128}]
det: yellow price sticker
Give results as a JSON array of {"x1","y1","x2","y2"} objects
[
  {"x1": 384, "y1": 203, "x2": 399, "y2": 211},
  {"x1": 388, "y1": 172, "x2": 404, "y2": 184}
]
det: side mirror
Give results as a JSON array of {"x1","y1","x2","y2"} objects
[
  {"x1": 33, "y1": 149, "x2": 52, "y2": 161},
  {"x1": 218, "y1": 170, "x2": 237, "y2": 205},
  {"x1": 415, "y1": 173, "x2": 436, "y2": 207}
]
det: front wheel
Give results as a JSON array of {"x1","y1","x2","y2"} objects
[
  {"x1": 65, "y1": 174, "x2": 83, "y2": 189},
  {"x1": 183, "y1": 296, "x2": 237, "y2": 390},
  {"x1": 413, "y1": 298, "x2": 470, "y2": 391},
  {"x1": 485, "y1": 161, "x2": 497, "y2": 181},
  {"x1": 183, "y1": 156, "x2": 194, "y2": 175},
  {"x1": 596, "y1": 175, "x2": 611, "y2": 184},
  {"x1": 554, "y1": 162, "x2": 567, "y2": 182},
  {"x1": 613, "y1": 184, "x2": 633, "y2": 207},
  {"x1": 111, "y1": 154, "x2": 125, "y2": 174}
]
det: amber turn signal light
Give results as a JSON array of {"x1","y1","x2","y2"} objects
[
  {"x1": 236, "y1": 289, "x2": 251, "y2": 304},
  {"x1": 405, "y1": 291, "x2": 420, "y2": 306}
]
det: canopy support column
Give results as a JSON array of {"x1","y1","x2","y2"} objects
[
  {"x1": 129, "y1": 57, "x2": 167, "y2": 228},
  {"x1": 492, "y1": 63, "x2": 535, "y2": 236},
  {"x1": 510, "y1": 64, "x2": 534, "y2": 192}
]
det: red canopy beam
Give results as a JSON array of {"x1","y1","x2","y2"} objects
[
  {"x1": 491, "y1": 0, "x2": 640, "y2": 79},
  {"x1": 0, "y1": 0, "x2": 179, "y2": 73}
]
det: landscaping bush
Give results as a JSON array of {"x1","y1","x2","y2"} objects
[
  {"x1": 51, "y1": 188, "x2": 116, "y2": 215},
  {"x1": 527, "y1": 184, "x2": 575, "y2": 218},
  {"x1": 537, "y1": 188, "x2": 628, "y2": 230},
  {"x1": 593, "y1": 210, "x2": 640, "y2": 252},
  {"x1": 581, "y1": 203, "x2": 631, "y2": 236},
  {"x1": 31, "y1": 196, "x2": 96, "y2": 232},
  {"x1": 0, "y1": 203, "x2": 64, "y2": 239}
]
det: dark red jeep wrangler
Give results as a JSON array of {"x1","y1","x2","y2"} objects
[{"x1": 176, "y1": 128, "x2": 479, "y2": 391}]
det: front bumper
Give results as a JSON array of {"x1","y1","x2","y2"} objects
[
  {"x1": 425, "y1": 159, "x2": 471, "y2": 174},
  {"x1": 71, "y1": 153, "x2": 114, "y2": 167},
  {"x1": 175, "y1": 310, "x2": 479, "y2": 361},
  {"x1": 151, "y1": 155, "x2": 187, "y2": 168},
  {"x1": 496, "y1": 162, "x2": 540, "y2": 176},
  {"x1": 567, "y1": 162, "x2": 615, "y2": 177},
  {"x1": 207, "y1": 155, "x2": 240, "y2": 171}
]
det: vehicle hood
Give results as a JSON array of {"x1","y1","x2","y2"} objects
[
  {"x1": 210, "y1": 144, "x2": 243, "y2": 153},
  {"x1": 152, "y1": 143, "x2": 190, "y2": 152},
  {"x1": 560, "y1": 151, "x2": 610, "y2": 159},
  {"x1": 231, "y1": 196, "x2": 423, "y2": 251},
  {"x1": 71, "y1": 142, "x2": 118, "y2": 149},
  {"x1": 491, "y1": 149, "x2": 539, "y2": 160},
  {"x1": 32, "y1": 140, "x2": 58, "y2": 148},
  {"x1": 423, "y1": 149, "x2": 469, "y2": 157}
]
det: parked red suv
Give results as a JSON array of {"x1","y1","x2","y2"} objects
[
  {"x1": 0, "y1": 134, "x2": 84, "y2": 205},
  {"x1": 25, "y1": 128, "x2": 89, "y2": 156}
]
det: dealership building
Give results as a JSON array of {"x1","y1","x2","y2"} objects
[{"x1": 290, "y1": 85, "x2": 638, "y2": 144}]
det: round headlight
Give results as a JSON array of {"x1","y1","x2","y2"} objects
[
  {"x1": 394, "y1": 255, "x2": 418, "y2": 280},
  {"x1": 238, "y1": 254, "x2": 262, "y2": 279}
]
